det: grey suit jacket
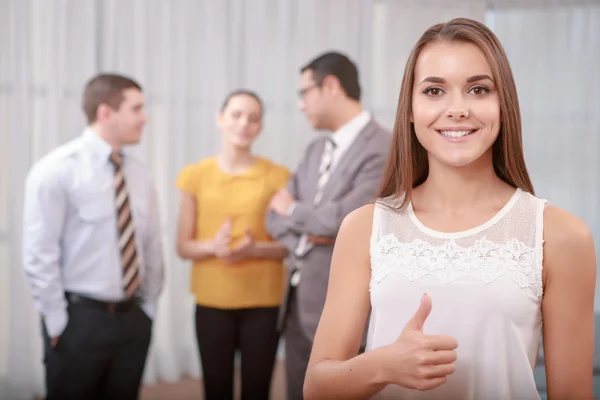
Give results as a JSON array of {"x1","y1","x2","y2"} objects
[{"x1": 266, "y1": 119, "x2": 391, "y2": 341}]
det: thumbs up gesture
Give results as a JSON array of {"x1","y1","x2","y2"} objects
[{"x1": 382, "y1": 294, "x2": 458, "y2": 391}]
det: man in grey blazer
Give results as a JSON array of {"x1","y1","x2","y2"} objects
[{"x1": 266, "y1": 51, "x2": 391, "y2": 400}]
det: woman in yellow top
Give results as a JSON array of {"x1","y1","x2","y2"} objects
[{"x1": 176, "y1": 90, "x2": 290, "y2": 400}]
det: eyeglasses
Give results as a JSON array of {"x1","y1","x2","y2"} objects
[{"x1": 297, "y1": 85, "x2": 318, "y2": 99}]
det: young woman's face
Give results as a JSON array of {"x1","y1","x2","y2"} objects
[
  {"x1": 411, "y1": 41, "x2": 501, "y2": 169},
  {"x1": 217, "y1": 94, "x2": 262, "y2": 149}
]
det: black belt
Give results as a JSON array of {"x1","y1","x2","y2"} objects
[{"x1": 65, "y1": 292, "x2": 138, "y2": 314}]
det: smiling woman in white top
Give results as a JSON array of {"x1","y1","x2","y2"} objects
[{"x1": 303, "y1": 18, "x2": 596, "y2": 400}]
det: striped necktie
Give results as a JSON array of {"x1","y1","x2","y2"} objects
[
  {"x1": 313, "y1": 138, "x2": 336, "y2": 204},
  {"x1": 109, "y1": 152, "x2": 140, "y2": 298},
  {"x1": 292, "y1": 138, "x2": 337, "y2": 275}
]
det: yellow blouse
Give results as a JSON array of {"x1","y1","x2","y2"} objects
[{"x1": 176, "y1": 157, "x2": 290, "y2": 309}]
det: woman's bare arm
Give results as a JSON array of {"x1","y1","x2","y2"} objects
[
  {"x1": 219, "y1": 234, "x2": 288, "y2": 263},
  {"x1": 303, "y1": 204, "x2": 387, "y2": 399},
  {"x1": 542, "y1": 205, "x2": 596, "y2": 400},
  {"x1": 176, "y1": 190, "x2": 218, "y2": 261}
]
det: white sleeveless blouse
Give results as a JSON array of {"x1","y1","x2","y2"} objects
[{"x1": 366, "y1": 189, "x2": 546, "y2": 400}]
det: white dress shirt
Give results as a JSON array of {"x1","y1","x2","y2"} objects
[{"x1": 22, "y1": 128, "x2": 164, "y2": 338}]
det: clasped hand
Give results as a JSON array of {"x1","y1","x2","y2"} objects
[{"x1": 211, "y1": 219, "x2": 255, "y2": 263}]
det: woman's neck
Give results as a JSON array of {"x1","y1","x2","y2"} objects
[
  {"x1": 217, "y1": 145, "x2": 256, "y2": 175},
  {"x1": 415, "y1": 152, "x2": 513, "y2": 212}
]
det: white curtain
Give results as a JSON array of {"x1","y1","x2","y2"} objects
[{"x1": 1, "y1": 0, "x2": 598, "y2": 398}]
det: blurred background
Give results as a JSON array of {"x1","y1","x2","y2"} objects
[{"x1": 1, "y1": 0, "x2": 599, "y2": 399}]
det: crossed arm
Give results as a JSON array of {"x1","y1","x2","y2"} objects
[{"x1": 266, "y1": 153, "x2": 387, "y2": 250}]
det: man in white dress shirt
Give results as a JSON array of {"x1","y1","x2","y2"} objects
[{"x1": 22, "y1": 73, "x2": 164, "y2": 400}]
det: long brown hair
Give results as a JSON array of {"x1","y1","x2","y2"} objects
[{"x1": 378, "y1": 18, "x2": 534, "y2": 209}]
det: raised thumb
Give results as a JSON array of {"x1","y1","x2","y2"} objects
[{"x1": 404, "y1": 293, "x2": 432, "y2": 332}]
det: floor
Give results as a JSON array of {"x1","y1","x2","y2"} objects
[{"x1": 140, "y1": 360, "x2": 287, "y2": 400}]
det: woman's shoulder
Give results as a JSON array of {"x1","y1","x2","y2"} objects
[
  {"x1": 341, "y1": 203, "x2": 377, "y2": 235},
  {"x1": 260, "y1": 156, "x2": 289, "y2": 171},
  {"x1": 342, "y1": 196, "x2": 409, "y2": 233},
  {"x1": 375, "y1": 192, "x2": 406, "y2": 209},
  {"x1": 541, "y1": 202, "x2": 595, "y2": 302},
  {"x1": 194, "y1": 157, "x2": 217, "y2": 170},
  {"x1": 517, "y1": 189, "x2": 587, "y2": 238},
  {"x1": 543, "y1": 204, "x2": 593, "y2": 249},
  {"x1": 260, "y1": 157, "x2": 291, "y2": 181},
  {"x1": 180, "y1": 157, "x2": 216, "y2": 174},
  {"x1": 175, "y1": 157, "x2": 216, "y2": 189}
]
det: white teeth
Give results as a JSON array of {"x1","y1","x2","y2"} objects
[{"x1": 439, "y1": 130, "x2": 474, "y2": 138}]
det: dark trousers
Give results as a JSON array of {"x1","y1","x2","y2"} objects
[
  {"x1": 42, "y1": 296, "x2": 152, "y2": 400},
  {"x1": 195, "y1": 305, "x2": 280, "y2": 400},
  {"x1": 283, "y1": 290, "x2": 313, "y2": 400}
]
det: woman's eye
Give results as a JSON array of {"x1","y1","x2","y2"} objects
[
  {"x1": 469, "y1": 86, "x2": 490, "y2": 95},
  {"x1": 424, "y1": 87, "x2": 443, "y2": 96}
]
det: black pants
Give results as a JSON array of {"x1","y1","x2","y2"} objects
[
  {"x1": 195, "y1": 305, "x2": 280, "y2": 400},
  {"x1": 42, "y1": 297, "x2": 152, "y2": 400}
]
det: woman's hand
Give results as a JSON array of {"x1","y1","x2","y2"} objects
[
  {"x1": 380, "y1": 293, "x2": 458, "y2": 391},
  {"x1": 217, "y1": 229, "x2": 256, "y2": 263},
  {"x1": 210, "y1": 219, "x2": 232, "y2": 256},
  {"x1": 210, "y1": 219, "x2": 257, "y2": 263}
]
